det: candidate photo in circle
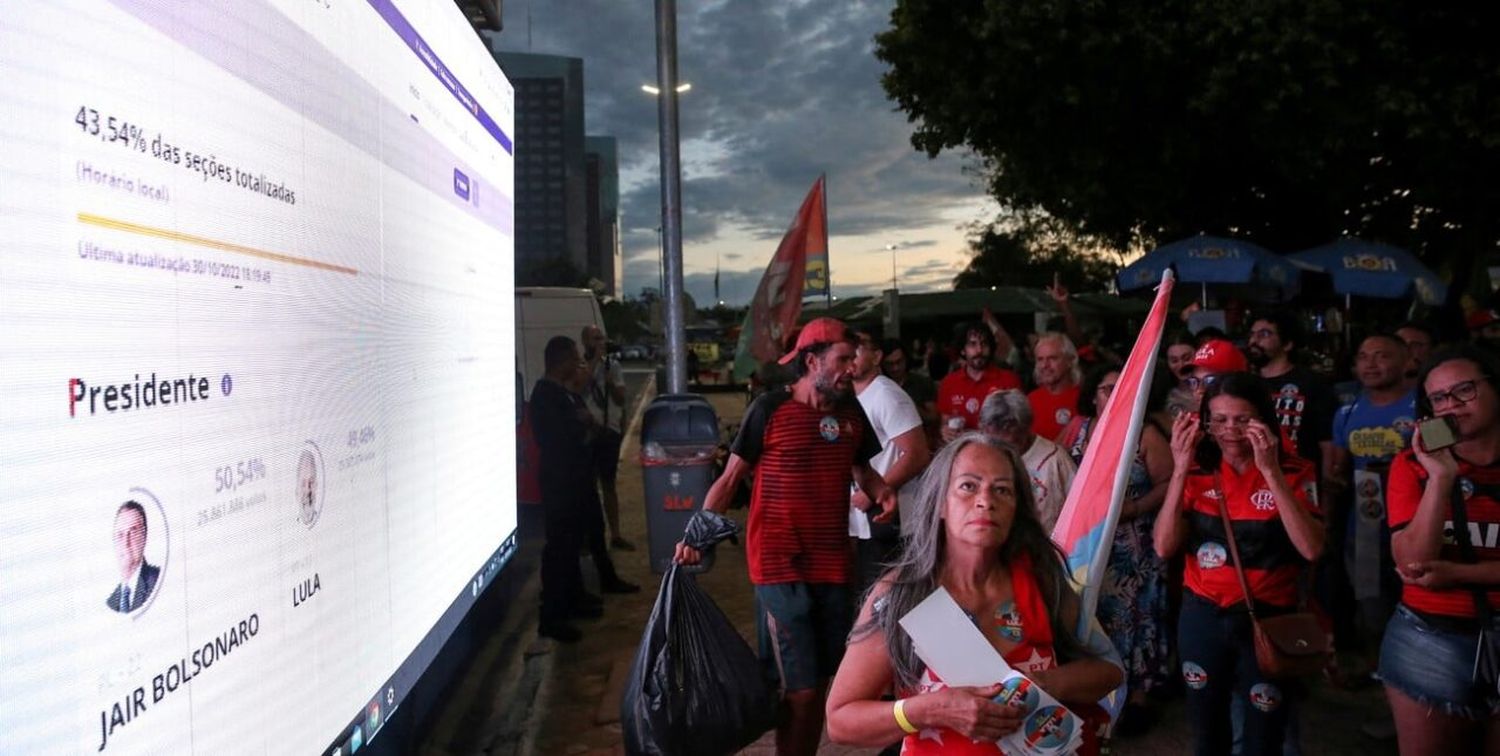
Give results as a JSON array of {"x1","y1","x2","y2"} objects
[
  {"x1": 105, "y1": 495, "x2": 167, "y2": 615},
  {"x1": 297, "y1": 442, "x2": 325, "y2": 528}
]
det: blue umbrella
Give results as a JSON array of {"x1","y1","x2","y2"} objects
[
  {"x1": 1287, "y1": 238, "x2": 1446, "y2": 306},
  {"x1": 1117, "y1": 235, "x2": 1300, "y2": 302}
]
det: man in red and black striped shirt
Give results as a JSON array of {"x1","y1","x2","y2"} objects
[{"x1": 675, "y1": 317, "x2": 896, "y2": 756}]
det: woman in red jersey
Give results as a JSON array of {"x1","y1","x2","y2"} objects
[
  {"x1": 1153, "y1": 372, "x2": 1324, "y2": 756},
  {"x1": 1381, "y1": 346, "x2": 1500, "y2": 754},
  {"x1": 825, "y1": 432, "x2": 1123, "y2": 755}
]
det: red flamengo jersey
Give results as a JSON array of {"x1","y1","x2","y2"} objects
[
  {"x1": 938, "y1": 365, "x2": 1022, "y2": 429},
  {"x1": 1387, "y1": 450, "x2": 1500, "y2": 618},
  {"x1": 1180, "y1": 458, "x2": 1320, "y2": 609},
  {"x1": 731, "y1": 392, "x2": 879, "y2": 585}
]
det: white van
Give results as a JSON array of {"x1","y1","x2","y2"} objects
[{"x1": 515, "y1": 286, "x2": 605, "y2": 400}]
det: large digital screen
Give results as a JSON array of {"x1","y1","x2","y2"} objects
[{"x1": 0, "y1": 1, "x2": 517, "y2": 753}]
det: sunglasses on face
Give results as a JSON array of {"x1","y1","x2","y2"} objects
[
  {"x1": 1183, "y1": 374, "x2": 1223, "y2": 391},
  {"x1": 1427, "y1": 378, "x2": 1486, "y2": 409}
]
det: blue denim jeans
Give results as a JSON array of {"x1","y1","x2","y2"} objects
[{"x1": 1379, "y1": 603, "x2": 1500, "y2": 720}]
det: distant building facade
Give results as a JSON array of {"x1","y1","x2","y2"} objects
[
  {"x1": 585, "y1": 136, "x2": 622, "y2": 298},
  {"x1": 487, "y1": 48, "x2": 588, "y2": 280}
]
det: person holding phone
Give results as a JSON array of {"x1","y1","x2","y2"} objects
[{"x1": 1381, "y1": 346, "x2": 1500, "y2": 754}]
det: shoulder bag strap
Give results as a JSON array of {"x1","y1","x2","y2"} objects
[
  {"x1": 1448, "y1": 484, "x2": 1494, "y2": 626},
  {"x1": 1215, "y1": 472, "x2": 1260, "y2": 621}
]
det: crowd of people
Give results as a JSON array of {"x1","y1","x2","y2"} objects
[{"x1": 660, "y1": 291, "x2": 1500, "y2": 755}]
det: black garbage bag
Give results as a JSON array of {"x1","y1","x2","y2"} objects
[{"x1": 620, "y1": 511, "x2": 777, "y2": 756}]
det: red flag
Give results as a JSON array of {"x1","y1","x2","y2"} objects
[{"x1": 733, "y1": 176, "x2": 826, "y2": 380}]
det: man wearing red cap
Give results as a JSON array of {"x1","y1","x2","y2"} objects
[{"x1": 676, "y1": 317, "x2": 895, "y2": 756}]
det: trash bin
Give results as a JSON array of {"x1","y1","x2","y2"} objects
[{"x1": 640, "y1": 393, "x2": 720, "y2": 574}]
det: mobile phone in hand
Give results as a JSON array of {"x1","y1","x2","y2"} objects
[{"x1": 1418, "y1": 415, "x2": 1459, "y2": 452}]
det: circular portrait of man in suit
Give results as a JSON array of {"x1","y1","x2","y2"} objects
[{"x1": 106, "y1": 493, "x2": 167, "y2": 616}]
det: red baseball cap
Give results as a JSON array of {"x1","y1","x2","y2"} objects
[
  {"x1": 1468, "y1": 309, "x2": 1500, "y2": 330},
  {"x1": 777, "y1": 317, "x2": 848, "y2": 364},
  {"x1": 1191, "y1": 339, "x2": 1248, "y2": 374}
]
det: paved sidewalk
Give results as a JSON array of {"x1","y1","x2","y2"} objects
[{"x1": 452, "y1": 386, "x2": 1398, "y2": 755}]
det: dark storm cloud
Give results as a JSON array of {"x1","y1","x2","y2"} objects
[{"x1": 490, "y1": 1, "x2": 985, "y2": 295}]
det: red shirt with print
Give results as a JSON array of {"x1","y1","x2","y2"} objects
[
  {"x1": 1028, "y1": 385, "x2": 1082, "y2": 441},
  {"x1": 731, "y1": 392, "x2": 880, "y2": 585},
  {"x1": 938, "y1": 365, "x2": 1022, "y2": 429},
  {"x1": 1387, "y1": 450, "x2": 1500, "y2": 618},
  {"x1": 1181, "y1": 457, "x2": 1320, "y2": 609}
]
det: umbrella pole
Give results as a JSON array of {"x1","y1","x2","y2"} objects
[
  {"x1": 1350, "y1": 294, "x2": 1362, "y2": 349},
  {"x1": 1201, "y1": 282, "x2": 1207, "y2": 309}
]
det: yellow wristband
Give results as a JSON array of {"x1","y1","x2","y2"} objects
[{"x1": 893, "y1": 698, "x2": 918, "y2": 734}]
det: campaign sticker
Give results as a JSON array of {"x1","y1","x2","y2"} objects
[
  {"x1": 1183, "y1": 661, "x2": 1209, "y2": 690},
  {"x1": 994, "y1": 601, "x2": 1024, "y2": 643},
  {"x1": 1196, "y1": 542, "x2": 1227, "y2": 570},
  {"x1": 965, "y1": 397, "x2": 980, "y2": 414},
  {"x1": 1023, "y1": 705, "x2": 1074, "y2": 749},
  {"x1": 993, "y1": 675, "x2": 1041, "y2": 714},
  {"x1": 1055, "y1": 408, "x2": 1072, "y2": 426},
  {"x1": 819, "y1": 416, "x2": 840, "y2": 442},
  {"x1": 1249, "y1": 683, "x2": 1282, "y2": 712}
]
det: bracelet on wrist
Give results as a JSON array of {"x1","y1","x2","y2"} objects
[{"x1": 893, "y1": 698, "x2": 918, "y2": 734}]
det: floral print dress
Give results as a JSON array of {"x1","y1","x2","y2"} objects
[{"x1": 1063, "y1": 417, "x2": 1170, "y2": 698}]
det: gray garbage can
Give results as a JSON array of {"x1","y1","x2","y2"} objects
[{"x1": 639, "y1": 394, "x2": 720, "y2": 574}]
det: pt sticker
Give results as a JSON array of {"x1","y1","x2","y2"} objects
[
  {"x1": 994, "y1": 601, "x2": 1023, "y2": 643},
  {"x1": 1183, "y1": 662, "x2": 1209, "y2": 690},
  {"x1": 993, "y1": 675, "x2": 1041, "y2": 714},
  {"x1": 1196, "y1": 542, "x2": 1227, "y2": 570},
  {"x1": 818, "y1": 416, "x2": 840, "y2": 442},
  {"x1": 1022, "y1": 705, "x2": 1074, "y2": 749},
  {"x1": 1249, "y1": 683, "x2": 1282, "y2": 712}
]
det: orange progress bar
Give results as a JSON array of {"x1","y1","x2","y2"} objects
[{"x1": 77, "y1": 212, "x2": 359, "y2": 276}]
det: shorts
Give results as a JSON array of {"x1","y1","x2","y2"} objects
[
  {"x1": 591, "y1": 429, "x2": 623, "y2": 482},
  {"x1": 754, "y1": 582, "x2": 854, "y2": 692},
  {"x1": 1378, "y1": 603, "x2": 1500, "y2": 719}
]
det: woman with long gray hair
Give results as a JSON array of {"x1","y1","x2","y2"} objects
[{"x1": 826, "y1": 432, "x2": 1123, "y2": 754}]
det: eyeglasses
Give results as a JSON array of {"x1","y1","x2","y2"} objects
[
  {"x1": 1207, "y1": 416, "x2": 1255, "y2": 434},
  {"x1": 1184, "y1": 374, "x2": 1223, "y2": 391},
  {"x1": 1427, "y1": 379, "x2": 1485, "y2": 409}
]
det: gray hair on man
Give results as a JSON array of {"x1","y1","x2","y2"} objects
[
  {"x1": 979, "y1": 389, "x2": 1033, "y2": 434},
  {"x1": 1033, "y1": 331, "x2": 1083, "y2": 386}
]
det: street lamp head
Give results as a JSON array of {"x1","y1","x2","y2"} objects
[{"x1": 641, "y1": 83, "x2": 692, "y2": 95}]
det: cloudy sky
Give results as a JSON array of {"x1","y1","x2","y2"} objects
[{"x1": 487, "y1": 0, "x2": 997, "y2": 306}]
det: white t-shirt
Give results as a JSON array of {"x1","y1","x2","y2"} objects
[
  {"x1": 1023, "y1": 435, "x2": 1077, "y2": 534},
  {"x1": 586, "y1": 355, "x2": 626, "y2": 433},
  {"x1": 851, "y1": 375, "x2": 925, "y2": 538}
]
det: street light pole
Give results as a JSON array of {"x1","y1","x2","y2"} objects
[
  {"x1": 887, "y1": 243, "x2": 898, "y2": 291},
  {"x1": 654, "y1": 0, "x2": 687, "y2": 395}
]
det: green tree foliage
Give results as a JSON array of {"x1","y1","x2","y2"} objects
[
  {"x1": 876, "y1": 1, "x2": 1500, "y2": 263},
  {"x1": 953, "y1": 213, "x2": 1120, "y2": 291}
]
